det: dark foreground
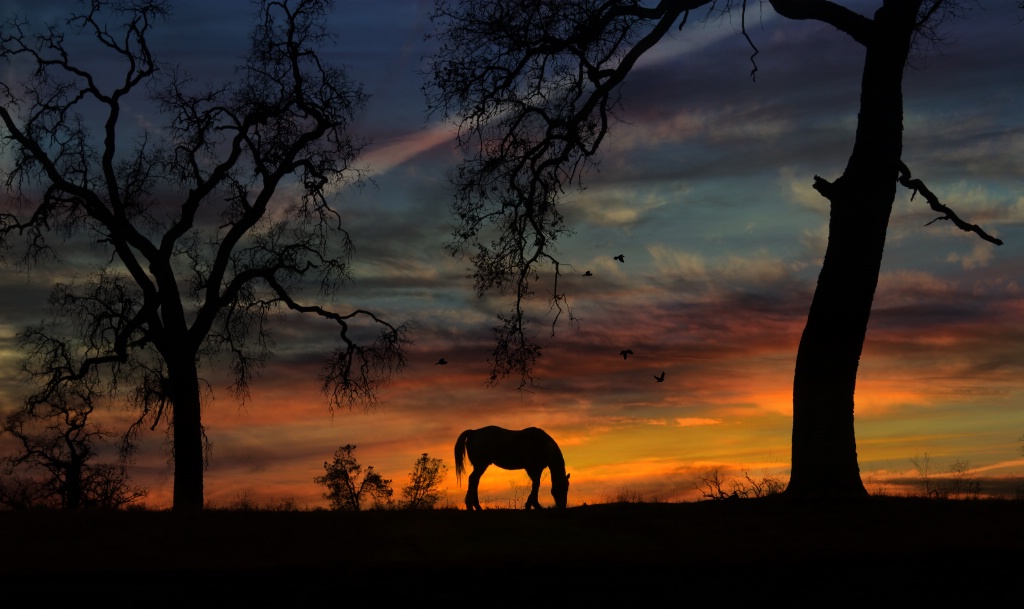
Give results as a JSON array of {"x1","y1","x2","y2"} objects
[{"x1": 2, "y1": 497, "x2": 1022, "y2": 605}]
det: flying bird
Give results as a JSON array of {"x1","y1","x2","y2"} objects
[
  {"x1": 620, "y1": 349, "x2": 633, "y2": 360},
  {"x1": 613, "y1": 254, "x2": 625, "y2": 263},
  {"x1": 435, "y1": 358, "x2": 448, "y2": 365},
  {"x1": 654, "y1": 371, "x2": 665, "y2": 382},
  {"x1": 582, "y1": 270, "x2": 593, "y2": 277}
]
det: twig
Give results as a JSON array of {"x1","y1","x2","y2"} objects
[{"x1": 741, "y1": 0, "x2": 759, "y2": 81}]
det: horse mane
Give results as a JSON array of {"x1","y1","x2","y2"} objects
[
  {"x1": 454, "y1": 429, "x2": 473, "y2": 485},
  {"x1": 546, "y1": 436, "x2": 567, "y2": 480}
]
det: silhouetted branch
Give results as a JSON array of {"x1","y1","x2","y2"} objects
[
  {"x1": 811, "y1": 174, "x2": 836, "y2": 198},
  {"x1": 547, "y1": 257, "x2": 577, "y2": 338},
  {"x1": 897, "y1": 161, "x2": 1003, "y2": 246},
  {"x1": 741, "y1": 0, "x2": 759, "y2": 81},
  {"x1": 768, "y1": 0, "x2": 873, "y2": 46}
]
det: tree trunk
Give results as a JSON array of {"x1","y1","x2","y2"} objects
[
  {"x1": 168, "y1": 355, "x2": 205, "y2": 512},
  {"x1": 786, "y1": 3, "x2": 918, "y2": 499},
  {"x1": 64, "y1": 457, "x2": 84, "y2": 510}
]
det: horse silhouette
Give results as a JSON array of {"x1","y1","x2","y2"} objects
[{"x1": 454, "y1": 426, "x2": 570, "y2": 510}]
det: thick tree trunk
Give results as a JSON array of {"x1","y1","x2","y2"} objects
[
  {"x1": 168, "y1": 356, "x2": 205, "y2": 511},
  {"x1": 786, "y1": 3, "x2": 918, "y2": 499},
  {"x1": 64, "y1": 457, "x2": 84, "y2": 510}
]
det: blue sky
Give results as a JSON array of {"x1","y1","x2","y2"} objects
[{"x1": 0, "y1": 0, "x2": 1021, "y2": 507}]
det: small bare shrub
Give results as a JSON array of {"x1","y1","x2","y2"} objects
[
  {"x1": 937, "y1": 459, "x2": 981, "y2": 500},
  {"x1": 734, "y1": 469, "x2": 786, "y2": 498},
  {"x1": 694, "y1": 467, "x2": 785, "y2": 500},
  {"x1": 223, "y1": 489, "x2": 301, "y2": 511},
  {"x1": 507, "y1": 478, "x2": 529, "y2": 509},
  {"x1": 694, "y1": 468, "x2": 736, "y2": 500},
  {"x1": 612, "y1": 486, "x2": 645, "y2": 503},
  {"x1": 909, "y1": 453, "x2": 936, "y2": 496},
  {"x1": 909, "y1": 454, "x2": 981, "y2": 499}
]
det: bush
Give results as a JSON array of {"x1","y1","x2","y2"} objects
[
  {"x1": 400, "y1": 453, "x2": 447, "y2": 509},
  {"x1": 314, "y1": 445, "x2": 393, "y2": 511}
]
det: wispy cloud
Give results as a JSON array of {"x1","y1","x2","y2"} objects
[
  {"x1": 360, "y1": 124, "x2": 457, "y2": 178},
  {"x1": 676, "y1": 417, "x2": 721, "y2": 427}
]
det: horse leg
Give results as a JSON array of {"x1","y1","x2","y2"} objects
[
  {"x1": 466, "y1": 465, "x2": 487, "y2": 511},
  {"x1": 525, "y1": 468, "x2": 542, "y2": 510}
]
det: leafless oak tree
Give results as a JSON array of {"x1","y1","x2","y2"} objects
[
  {"x1": 0, "y1": 0, "x2": 409, "y2": 511},
  {"x1": 1, "y1": 376, "x2": 146, "y2": 510}
]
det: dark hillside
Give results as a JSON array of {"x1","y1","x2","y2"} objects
[{"x1": 2, "y1": 497, "x2": 1021, "y2": 605}]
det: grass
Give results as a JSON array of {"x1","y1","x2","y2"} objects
[{"x1": 2, "y1": 496, "x2": 1021, "y2": 604}]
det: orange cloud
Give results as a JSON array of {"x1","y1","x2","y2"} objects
[{"x1": 676, "y1": 417, "x2": 722, "y2": 427}]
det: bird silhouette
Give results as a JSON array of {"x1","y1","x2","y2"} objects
[
  {"x1": 614, "y1": 254, "x2": 625, "y2": 263},
  {"x1": 435, "y1": 358, "x2": 448, "y2": 365},
  {"x1": 654, "y1": 371, "x2": 665, "y2": 382},
  {"x1": 582, "y1": 270, "x2": 593, "y2": 276},
  {"x1": 620, "y1": 349, "x2": 633, "y2": 360}
]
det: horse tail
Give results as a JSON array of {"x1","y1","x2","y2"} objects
[{"x1": 454, "y1": 429, "x2": 473, "y2": 486}]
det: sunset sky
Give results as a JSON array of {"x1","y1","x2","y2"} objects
[{"x1": 1, "y1": 0, "x2": 1022, "y2": 509}]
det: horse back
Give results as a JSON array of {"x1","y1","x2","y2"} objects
[{"x1": 467, "y1": 426, "x2": 561, "y2": 471}]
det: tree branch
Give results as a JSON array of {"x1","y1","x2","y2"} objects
[
  {"x1": 769, "y1": 0, "x2": 873, "y2": 45},
  {"x1": 897, "y1": 161, "x2": 1003, "y2": 246}
]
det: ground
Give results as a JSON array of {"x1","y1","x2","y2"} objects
[{"x1": 1, "y1": 498, "x2": 1021, "y2": 605}]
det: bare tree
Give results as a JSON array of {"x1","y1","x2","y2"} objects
[
  {"x1": 425, "y1": 0, "x2": 1002, "y2": 499},
  {"x1": 1, "y1": 377, "x2": 146, "y2": 510},
  {"x1": 314, "y1": 444, "x2": 393, "y2": 511},
  {"x1": 0, "y1": 0, "x2": 409, "y2": 511}
]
